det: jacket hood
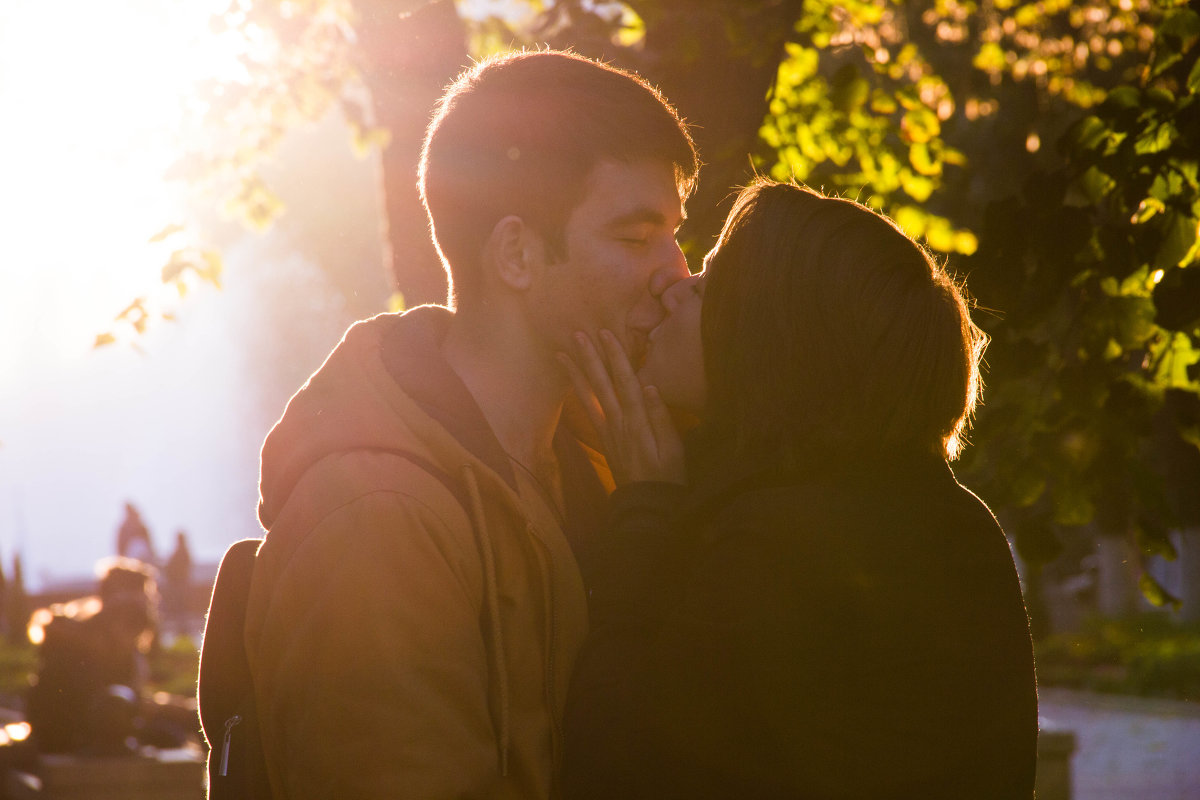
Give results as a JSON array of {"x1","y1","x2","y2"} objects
[{"x1": 259, "y1": 305, "x2": 508, "y2": 529}]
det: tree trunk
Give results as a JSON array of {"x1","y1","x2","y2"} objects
[
  {"x1": 540, "y1": 0, "x2": 804, "y2": 261},
  {"x1": 357, "y1": 0, "x2": 470, "y2": 307},
  {"x1": 632, "y1": 0, "x2": 803, "y2": 258}
]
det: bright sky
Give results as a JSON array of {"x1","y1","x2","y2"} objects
[
  {"x1": 0, "y1": 0, "x2": 274, "y2": 587},
  {"x1": 0, "y1": 0, "x2": 504, "y2": 587},
  {"x1": 0, "y1": 0, "x2": 239, "y2": 370}
]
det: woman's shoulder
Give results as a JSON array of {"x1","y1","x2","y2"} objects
[{"x1": 692, "y1": 454, "x2": 1005, "y2": 554}]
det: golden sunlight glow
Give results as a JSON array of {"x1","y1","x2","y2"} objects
[
  {"x1": 4, "y1": 722, "x2": 31, "y2": 743},
  {"x1": 0, "y1": 0, "x2": 239, "y2": 367}
]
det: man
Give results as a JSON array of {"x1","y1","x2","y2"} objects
[
  {"x1": 30, "y1": 559, "x2": 196, "y2": 754},
  {"x1": 243, "y1": 50, "x2": 699, "y2": 799}
]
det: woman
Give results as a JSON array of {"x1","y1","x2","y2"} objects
[{"x1": 560, "y1": 180, "x2": 1037, "y2": 799}]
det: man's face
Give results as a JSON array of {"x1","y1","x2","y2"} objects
[{"x1": 528, "y1": 159, "x2": 689, "y2": 366}]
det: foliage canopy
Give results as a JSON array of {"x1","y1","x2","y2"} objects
[{"x1": 146, "y1": 0, "x2": 1200, "y2": 604}]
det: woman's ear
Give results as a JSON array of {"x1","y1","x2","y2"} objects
[{"x1": 486, "y1": 215, "x2": 541, "y2": 292}]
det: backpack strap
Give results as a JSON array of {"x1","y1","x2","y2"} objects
[{"x1": 358, "y1": 446, "x2": 472, "y2": 512}]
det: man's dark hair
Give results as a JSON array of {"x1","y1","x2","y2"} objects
[
  {"x1": 419, "y1": 49, "x2": 699, "y2": 306},
  {"x1": 700, "y1": 179, "x2": 987, "y2": 468}
]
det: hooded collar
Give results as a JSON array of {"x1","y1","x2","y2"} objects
[
  {"x1": 380, "y1": 305, "x2": 608, "y2": 555},
  {"x1": 380, "y1": 305, "x2": 518, "y2": 490}
]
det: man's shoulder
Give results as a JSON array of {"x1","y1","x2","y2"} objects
[
  {"x1": 267, "y1": 448, "x2": 474, "y2": 545},
  {"x1": 248, "y1": 449, "x2": 484, "y2": 621}
]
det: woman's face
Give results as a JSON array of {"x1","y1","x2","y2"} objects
[{"x1": 637, "y1": 269, "x2": 706, "y2": 416}]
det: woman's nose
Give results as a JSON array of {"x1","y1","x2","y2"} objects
[{"x1": 660, "y1": 275, "x2": 691, "y2": 311}]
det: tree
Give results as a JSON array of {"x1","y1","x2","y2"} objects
[
  {"x1": 157, "y1": 0, "x2": 1200, "y2": 605},
  {"x1": 7, "y1": 554, "x2": 29, "y2": 648}
]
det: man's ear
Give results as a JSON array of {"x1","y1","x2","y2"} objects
[{"x1": 486, "y1": 215, "x2": 540, "y2": 292}]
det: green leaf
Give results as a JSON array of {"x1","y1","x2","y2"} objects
[
  {"x1": 1069, "y1": 116, "x2": 1109, "y2": 151},
  {"x1": 1013, "y1": 4, "x2": 1040, "y2": 28},
  {"x1": 614, "y1": 5, "x2": 646, "y2": 47},
  {"x1": 1188, "y1": 58, "x2": 1200, "y2": 94},
  {"x1": 892, "y1": 205, "x2": 927, "y2": 238},
  {"x1": 925, "y1": 216, "x2": 956, "y2": 252},
  {"x1": 1138, "y1": 572, "x2": 1182, "y2": 610},
  {"x1": 895, "y1": 85, "x2": 922, "y2": 111},
  {"x1": 909, "y1": 141, "x2": 941, "y2": 176},
  {"x1": 902, "y1": 107, "x2": 940, "y2": 143},
  {"x1": 1118, "y1": 266, "x2": 1153, "y2": 297},
  {"x1": 1154, "y1": 332, "x2": 1200, "y2": 389},
  {"x1": 1105, "y1": 86, "x2": 1141, "y2": 110},
  {"x1": 942, "y1": 147, "x2": 967, "y2": 167},
  {"x1": 1075, "y1": 166, "x2": 1117, "y2": 204},
  {"x1": 200, "y1": 250, "x2": 224, "y2": 288},
  {"x1": 1159, "y1": 7, "x2": 1200, "y2": 46},
  {"x1": 973, "y1": 42, "x2": 1006, "y2": 73},
  {"x1": 900, "y1": 169, "x2": 935, "y2": 202},
  {"x1": 1134, "y1": 122, "x2": 1177, "y2": 155},
  {"x1": 350, "y1": 124, "x2": 392, "y2": 158},
  {"x1": 148, "y1": 223, "x2": 185, "y2": 244},
  {"x1": 1156, "y1": 211, "x2": 1200, "y2": 269},
  {"x1": 953, "y1": 230, "x2": 979, "y2": 255},
  {"x1": 161, "y1": 253, "x2": 188, "y2": 284},
  {"x1": 1132, "y1": 197, "x2": 1166, "y2": 224},
  {"x1": 870, "y1": 91, "x2": 897, "y2": 114}
]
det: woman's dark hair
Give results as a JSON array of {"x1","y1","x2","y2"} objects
[
  {"x1": 420, "y1": 49, "x2": 698, "y2": 306},
  {"x1": 700, "y1": 180, "x2": 987, "y2": 469}
]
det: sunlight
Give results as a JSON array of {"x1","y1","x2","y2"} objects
[{"x1": 0, "y1": 0, "x2": 239, "y2": 371}]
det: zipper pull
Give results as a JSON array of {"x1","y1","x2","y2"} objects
[{"x1": 219, "y1": 714, "x2": 243, "y2": 777}]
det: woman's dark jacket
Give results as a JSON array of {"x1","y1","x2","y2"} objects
[{"x1": 563, "y1": 452, "x2": 1038, "y2": 799}]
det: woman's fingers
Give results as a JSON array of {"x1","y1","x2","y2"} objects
[
  {"x1": 561, "y1": 330, "x2": 685, "y2": 485},
  {"x1": 573, "y1": 332, "x2": 623, "y2": 425},
  {"x1": 597, "y1": 330, "x2": 648, "y2": 424},
  {"x1": 557, "y1": 352, "x2": 606, "y2": 434}
]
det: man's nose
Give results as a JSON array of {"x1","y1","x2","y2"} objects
[{"x1": 648, "y1": 240, "x2": 690, "y2": 301}]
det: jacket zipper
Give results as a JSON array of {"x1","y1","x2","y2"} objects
[{"x1": 219, "y1": 714, "x2": 242, "y2": 777}]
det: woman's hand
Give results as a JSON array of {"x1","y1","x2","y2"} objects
[{"x1": 559, "y1": 330, "x2": 686, "y2": 486}]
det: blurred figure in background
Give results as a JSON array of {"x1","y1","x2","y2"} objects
[
  {"x1": 26, "y1": 558, "x2": 195, "y2": 755},
  {"x1": 115, "y1": 502, "x2": 156, "y2": 565},
  {"x1": 161, "y1": 530, "x2": 194, "y2": 632}
]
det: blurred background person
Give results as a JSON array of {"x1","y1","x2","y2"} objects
[{"x1": 26, "y1": 557, "x2": 196, "y2": 755}]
